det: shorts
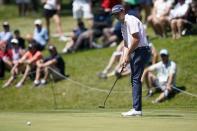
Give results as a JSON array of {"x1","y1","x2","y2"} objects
[
  {"x1": 72, "y1": 2, "x2": 93, "y2": 19},
  {"x1": 16, "y1": 0, "x2": 31, "y2": 4},
  {"x1": 43, "y1": 9, "x2": 57, "y2": 18},
  {"x1": 140, "y1": 0, "x2": 152, "y2": 5},
  {"x1": 152, "y1": 78, "x2": 167, "y2": 91}
]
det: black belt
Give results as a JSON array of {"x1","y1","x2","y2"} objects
[{"x1": 135, "y1": 46, "x2": 149, "y2": 50}]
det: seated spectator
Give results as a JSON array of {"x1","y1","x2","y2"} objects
[
  {"x1": 14, "y1": 29, "x2": 25, "y2": 49},
  {"x1": 0, "y1": 41, "x2": 13, "y2": 79},
  {"x1": 147, "y1": 0, "x2": 174, "y2": 38},
  {"x1": 33, "y1": 45, "x2": 65, "y2": 87},
  {"x1": 169, "y1": 0, "x2": 189, "y2": 39},
  {"x1": 11, "y1": 38, "x2": 25, "y2": 64},
  {"x1": 33, "y1": 19, "x2": 49, "y2": 50},
  {"x1": 141, "y1": 49, "x2": 177, "y2": 103},
  {"x1": 71, "y1": 7, "x2": 111, "y2": 52},
  {"x1": 0, "y1": 22, "x2": 13, "y2": 49},
  {"x1": 2, "y1": 43, "x2": 43, "y2": 88},
  {"x1": 98, "y1": 38, "x2": 158, "y2": 79},
  {"x1": 62, "y1": 21, "x2": 87, "y2": 53}
]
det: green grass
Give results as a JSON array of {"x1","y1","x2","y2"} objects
[
  {"x1": 0, "y1": 108, "x2": 197, "y2": 131},
  {"x1": 0, "y1": 2, "x2": 196, "y2": 111}
]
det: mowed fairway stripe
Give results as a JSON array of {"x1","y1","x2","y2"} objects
[{"x1": 0, "y1": 108, "x2": 196, "y2": 131}]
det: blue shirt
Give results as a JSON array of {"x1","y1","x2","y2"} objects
[
  {"x1": 93, "y1": 13, "x2": 111, "y2": 31},
  {"x1": 34, "y1": 28, "x2": 49, "y2": 46},
  {"x1": 0, "y1": 31, "x2": 13, "y2": 49}
]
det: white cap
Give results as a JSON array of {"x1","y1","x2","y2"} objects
[
  {"x1": 11, "y1": 38, "x2": 19, "y2": 44},
  {"x1": 34, "y1": 19, "x2": 42, "y2": 25},
  {"x1": 160, "y1": 49, "x2": 168, "y2": 55},
  {"x1": 3, "y1": 21, "x2": 9, "y2": 26}
]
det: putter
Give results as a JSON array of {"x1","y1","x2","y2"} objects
[{"x1": 99, "y1": 67, "x2": 124, "y2": 109}]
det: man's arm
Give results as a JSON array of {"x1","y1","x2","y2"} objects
[
  {"x1": 40, "y1": 59, "x2": 57, "y2": 67},
  {"x1": 166, "y1": 73, "x2": 175, "y2": 91}
]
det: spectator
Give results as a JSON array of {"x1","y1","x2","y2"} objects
[
  {"x1": 140, "y1": 0, "x2": 153, "y2": 28},
  {"x1": 0, "y1": 41, "x2": 13, "y2": 79},
  {"x1": 42, "y1": 0, "x2": 67, "y2": 41},
  {"x1": 169, "y1": 0, "x2": 189, "y2": 39},
  {"x1": 101, "y1": 0, "x2": 120, "y2": 12},
  {"x1": 14, "y1": 29, "x2": 25, "y2": 49},
  {"x1": 0, "y1": 22, "x2": 13, "y2": 49},
  {"x1": 2, "y1": 43, "x2": 43, "y2": 88},
  {"x1": 62, "y1": 21, "x2": 87, "y2": 53},
  {"x1": 141, "y1": 49, "x2": 177, "y2": 103},
  {"x1": 34, "y1": 19, "x2": 49, "y2": 51},
  {"x1": 147, "y1": 0, "x2": 174, "y2": 38},
  {"x1": 71, "y1": 7, "x2": 111, "y2": 52},
  {"x1": 72, "y1": 0, "x2": 93, "y2": 25},
  {"x1": 16, "y1": 0, "x2": 31, "y2": 16},
  {"x1": 33, "y1": 45, "x2": 65, "y2": 87},
  {"x1": 11, "y1": 38, "x2": 25, "y2": 64}
]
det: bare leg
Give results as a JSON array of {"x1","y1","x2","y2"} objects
[
  {"x1": 170, "y1": 19, "x2": 177, "y2": 39},
  {"x1": 160, "y1": 17, "x2": 169, "y2": 37},
  {"x1": 46, "y1": 17, "x2": 50, "y2": 36},
  {"x1": 17, "y1": 65, "x2": 31, "y2": 85},
  {"x1": 177, "y1": 19, "x2": 184, "y2": 39},
  {"x1": 53, "y1": 14, "x2": 63, "y2": 37},
  {"x1": 43, "y1": 67, "x2": 49, "y2": 81},
  {"x1": 146, "y1": 72, "x2": 156, "y2": 92}
]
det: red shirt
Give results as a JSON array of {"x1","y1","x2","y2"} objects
[
  {"x1": 0, "y1": 49, "x2": 13, "y2": 60},
  {"x1": 101, "y1": 0, "x2": 119, "y2": 10},
  {"x1": 24, "y1": 51, "x2": 43, "y2": 65}
]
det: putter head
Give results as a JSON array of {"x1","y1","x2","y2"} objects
[{"x1": 98, "y1": 105, "x2": 105, "y2": 109}]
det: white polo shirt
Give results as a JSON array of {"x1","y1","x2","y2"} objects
[
  {"x1": 149, "y1": 60, "x2": 177, "y2": 86},
  {"x1": 121, "y1": 14, "x2": 148, "y2": 48}
]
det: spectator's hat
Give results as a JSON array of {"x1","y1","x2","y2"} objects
[
  {"x1": 34, "y1": 19, "x2": 42, "y2": 25},
  {"x1": 11, "y1": 38, "x2": 19, "y2": 45},
  {"x1": 14, "y1": 29, "x2": 20, "y2": 34},
  {"x1": 160, "y1": 49, "x2": 168, "y2": 56},
  {"x1": 48, "y1": 45, "x2": 56, "y2": 51},
  {"x1": 111, "y1": 5, "x2": 124, "y2": 15},
  {"x1": 3, "y1": 21, "x2": 9, "y2": 27}
]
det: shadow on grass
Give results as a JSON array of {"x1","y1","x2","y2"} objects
[
  {"x1": 168, "y1": 86, "x2": 186, "y2": 100},
  {"x1": 144, "y1": 114, "x2": 184, "y2": 118}
]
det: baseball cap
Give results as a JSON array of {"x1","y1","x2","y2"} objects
[
  {"x1": 3, "y1": 22, "x2": 9, "y2": 26},
  {"x1": 111, "y1": 5, "x2": 124, "y2": 15},
  {"x1": 49, "y1": 45, "x2": 56, "y2": 51},
  {"x1": 34, "y1": 19, "x2": 42, "y2": 25},
  {"x1": 11, "y1": 38, "x2": 19, "y2": 44},
  {"x1": 160, "y1": 49, "x2": 168, "y2": 55}
]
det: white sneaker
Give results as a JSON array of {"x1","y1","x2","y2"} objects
[
  {"x1": 62, "y1": 48, "x2": 68, "y2": 53},
  {"x1": 15, "y1": 82, "x2": 23, "y2": 88},
  {"x1": 110, "y1": 42, "x2": 117, "y2": 47},
  {"x1": 121, "y1": 109, "x2": 142, "y2": 116},
  {"x1": 59, "y1": 36, "x2": 68, "y2": 42}
]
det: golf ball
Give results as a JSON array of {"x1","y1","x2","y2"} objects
[{"x1": 27, "y1": 121, "x2": 31, "y2": 126}]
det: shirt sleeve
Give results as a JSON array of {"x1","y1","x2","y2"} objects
[
  {"x1": 127, "y1": 18, "x2": 139, "y2": 35},
  {"x1": 170, "y1": 62, "x2": 177, "y2": 74},
  {"x1": 149, "y1": 62, "x2": 160, "y2": 72}
]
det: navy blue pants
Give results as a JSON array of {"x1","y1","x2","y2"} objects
[{"x1": 130, "y1": 47, "x2": 149, "y2": 111}]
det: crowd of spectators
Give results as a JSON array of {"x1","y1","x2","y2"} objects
[{"x1": 0, "y1": 0, "x2": 196, "y2": 103}]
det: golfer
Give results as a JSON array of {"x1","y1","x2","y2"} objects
[{"x1": 112, "y1": 5, "x2": 149, "y2": 116}]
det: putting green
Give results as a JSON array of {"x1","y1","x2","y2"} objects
[{"x1": 0, "y1": 108, "x2": 196, "y2": 131}]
